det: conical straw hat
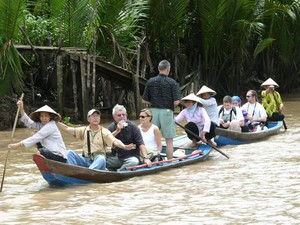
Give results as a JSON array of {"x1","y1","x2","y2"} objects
[
  {"x1": 261, "y1": 78, "x2": 279, "y2": 87},
  {"x1": 30, "y1": 105, "x2": 61, "y2": 122},
  {"x1": 196, "y1": 85, "x2": 217, "y2": 96},
  {"x1": 181, "y1": 93, "x2": 203, "y2": 106}
]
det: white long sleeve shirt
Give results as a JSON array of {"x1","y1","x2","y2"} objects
[{"x1": 20, "y1": 114, "x2": 67, "y2": 158}]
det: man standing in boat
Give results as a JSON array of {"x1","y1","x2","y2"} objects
[
  {"x1": 57, "y1": 109, "x2": 136, "y2": 170},
  {"x1": 142, "y1": 60, "x2": 181, "y2": 159}
]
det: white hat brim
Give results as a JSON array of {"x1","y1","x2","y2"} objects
[
  {"x1": 261, "y1": 78, "x2": 279, "y2": 87},
  {"x1": 196, "y1": 85, "x2": 217, "y2": 96},
  {"x1": 181, "y1": 93, "x2": 203, "y2": 106},
  {"x1": 29, "y1": 105, "x2": 61, "y2": 121}
]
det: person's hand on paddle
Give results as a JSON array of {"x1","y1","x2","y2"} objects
[
  {"x1": 16, "y1": 99, "x2": 25, "y2": 116},
  {"x1": 201, "y1": 132, "x2": 207, "y2": 144},
  {"x1": 8, "y1": 142, "x2": 23, "y2": 149}
]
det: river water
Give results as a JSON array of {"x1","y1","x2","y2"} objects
[{"x1": 0, "y1": 93, "x2": 299, "y2": 225}]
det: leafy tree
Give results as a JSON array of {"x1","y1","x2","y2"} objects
[{"x1": 0, "y1": 0, "x2": 27, "y2": 95}]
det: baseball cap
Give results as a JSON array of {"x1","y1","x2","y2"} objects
[{"x1": 87, "y1": 109, "x2": 101, "y2": 117}]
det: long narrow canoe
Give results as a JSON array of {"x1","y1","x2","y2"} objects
[
  {"x1": 33, "y1": 135, "x2": 212, "y2": 186},
  {"x1": 215, "y1": 121, "x2": 283, "y2": 146}
]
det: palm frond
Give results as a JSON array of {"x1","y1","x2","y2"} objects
[
  {"x1": 49, "y1": 0, "x2": 93, "y2": 47},
  {"x1": 0, "y1": 0, "x2": 26, "y2": 40},
  {"x1": 0, "y1": 41, "x2": 24, "y2": 95}
]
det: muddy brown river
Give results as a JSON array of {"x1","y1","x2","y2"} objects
[{"x1": 0, "y1": 93, "x2": 299, "y2": 224}]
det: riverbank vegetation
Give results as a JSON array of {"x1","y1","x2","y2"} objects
[{"x1": 1, "y1": 0, "x2": 300, "y2": 128}]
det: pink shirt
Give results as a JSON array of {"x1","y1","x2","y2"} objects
[{"x1": 175, "y1": 107, "x2": 211, "y2": 134}]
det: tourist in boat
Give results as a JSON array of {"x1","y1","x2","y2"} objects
[
  {"x1": 232, "y1": 95, "x2": 249, "y2": 125},
  {"x1": 107, "y1": 104, "x2": 151, "y2": 171},
  {"x1": 138, "y1": 108, "x2": 162, "y2": 161},
  {"x1": 196, "y1": 85, "x2": 219, "y2": 126},
  {"x1": 218, "y1": 95, "x2": 245, "y2": 132},
  {"x1": 57, "y1": 109, "x2": 136, "y2": 170},
  {"x1": 175, "y1": 93, "x2": 216, "y2": 147},
  {"x1": 8, "y1": 100, "x2": 67, "y2": 163},
  {"x1": 241, "y1": 90, "x2": 267, "y2": 132},
  {"x1": 261, "y1": 78, "x2": 285, "y2": 122},
  {"x1": 142, "y1": 60, "x2": 181, "y2": 159}
]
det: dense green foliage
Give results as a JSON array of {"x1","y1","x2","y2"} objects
[{"x1": 0, "y1": 0, "x2": 300, "y2": 97}]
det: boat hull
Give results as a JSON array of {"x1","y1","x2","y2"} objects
[
  {"x1": 33, "y1": 136, "x2": 212, "y2": 185},
  {"x1": 215, "y1": 121, "x2": 283, "y2": 146}
]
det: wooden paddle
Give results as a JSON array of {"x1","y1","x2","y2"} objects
[
  {"x1": 0, "y1": 93, "x2": 24, "y2": 192},
  {"x1": 175, "y1": 121, "x2": 229, "y2": 159}
]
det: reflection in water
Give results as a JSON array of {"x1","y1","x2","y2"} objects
[{"x1": 0, "y1": 94, "x2": 299, "y2": 224}]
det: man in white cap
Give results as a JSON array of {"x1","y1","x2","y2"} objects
[
  {"x1": 57, "y1": 109, "x2": 136, "y2": 170},
  {"x1": 8, "y1": 100, "x2": 67, "y2": 162},
  {"x1": 261, "y1": 78, "x2": 284, "y2": 121}
]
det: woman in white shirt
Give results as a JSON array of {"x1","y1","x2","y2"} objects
[
  {"x1": 8, "y1": 101, "x2": 67, "y2": 162},
  {"x1": 138, "y1": 108, "x2": 162, "y2": 159}
]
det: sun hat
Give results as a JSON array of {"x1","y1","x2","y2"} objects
[
  {"x1": 261, "y1": 78, "x2": 279, "y2": 87},
  {"x1": 87, "y1": 109, "x2": 101, "y2": 117},
  {"x1": 181, "y1": 93, "x2": 203, "y2": 106},
  {"x1": 29, "y1": 105, "x2": 61, "y2": 122},
  {"x1": 196, "y1": 85, "x2": 217, "y2": 96}
]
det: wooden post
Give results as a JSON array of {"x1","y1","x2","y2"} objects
[
  {"x1": 80, "y1": 53, "x2": 88, "y2": 122},
  {"x1": 71, "y1": 59, "x2": 78, "y2": 122},
  {"x1": 134, "y1": 44, "x2": 141, "y2": 118},
  {"x1": 57, "y1": 54, "x2": 64, "y2": 115}
]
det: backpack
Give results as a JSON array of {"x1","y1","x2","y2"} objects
[{"x1": 219, "y1": 106, "x2": 237, "y2": 122}]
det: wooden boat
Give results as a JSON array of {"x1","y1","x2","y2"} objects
[
  {"x1": 33, "y1": 135, "x2": 212, "y2": 185},
  {"x1": 215, "y1": 121, "x2": 283, "y2": 146}
]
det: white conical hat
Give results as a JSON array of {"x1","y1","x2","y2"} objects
[
  {"x1": 30, "y1": 105, "x2": 61, "y2": 122},
  {"x1": 181, "y1": 93, "x2": 203, "y2": 106},
  {"x1": 261, "y1": 78, "x2": 279, "y2": 87},
  {"x1": 196, "y1": 85, "x2": 217, "y2": 96}
]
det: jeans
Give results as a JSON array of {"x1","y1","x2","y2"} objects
[
  {"x1": 39, "y1": 148, "x2": 66, "y2": 163},
  {"x1": 106, "y1": 156, "x2": 140, "y2": 171},
  {"x1": 66, "y1": 150, "x2": 106, "y2": 170}
]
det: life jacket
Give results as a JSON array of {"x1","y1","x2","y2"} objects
[{"x1": 219, "y1": 106, "x2": 237, "y2": 122}]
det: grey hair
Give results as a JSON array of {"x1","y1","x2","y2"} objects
[
  {"x1": 158, "y1": 60, "x2": 171, "y2": 71},
  {"x1": 112, "y1": 104, "x2": 127, "y2": 116}
]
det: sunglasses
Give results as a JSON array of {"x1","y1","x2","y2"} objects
[
  {"x1": 139, "y1": 115, "x2": 149, "y2": 119},
  {"x1": 116, "y1": 113, "x2": 126, "y2": 117},
  {"x1": 246, "y1": 95, "x2": 252, "y2": 98}
]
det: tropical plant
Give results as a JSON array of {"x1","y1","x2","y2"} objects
[{"x1": 0, "y1": 0, "x2": 27, "y2": 95}]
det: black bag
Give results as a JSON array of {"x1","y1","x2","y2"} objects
[
  {"x1": 268, "y1": 112, "x2": 284, "y2": 121},
  {"x1": 149, "y1": 153, "x2": 164, "y2": 162}
]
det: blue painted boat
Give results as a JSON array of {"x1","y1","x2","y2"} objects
[
  {"x1": 33, "y1": 135, "x2": 212, "y2": 186},
  {"x1": 215, "y1": 121, "x2": 283, "y2": 146}
]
